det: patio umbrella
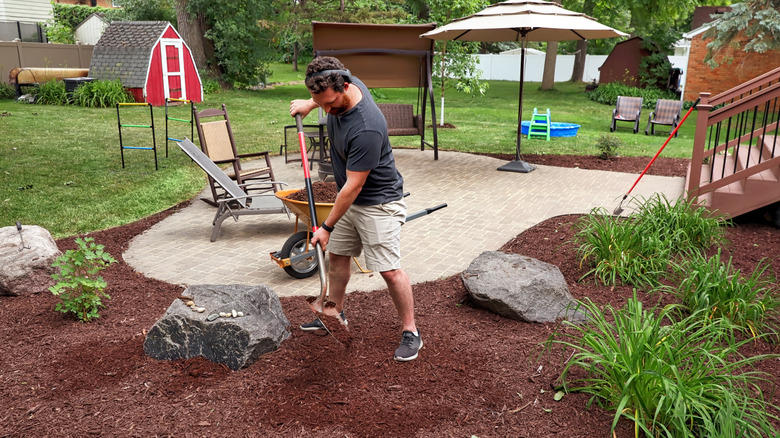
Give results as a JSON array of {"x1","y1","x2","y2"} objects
[{"x1": 421, "y1": 0, "x2": 627, "y2": 173}]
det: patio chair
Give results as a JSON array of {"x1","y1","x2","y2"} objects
[
  {"x1": 645, "y1": 99, "x2": 682, "y2": 136},
  {"x1": 177, "y1": 137, "x2": 290, "y2": 242},
  {"x1": 194, "y1": 104, "x2": 277, "y2": 206},
  {"x1": 280, "y1": 108, "x2": 329, "y2": 170},
  {"x1": 610, "y1": 96, "x2": 643, "y2": 134}
]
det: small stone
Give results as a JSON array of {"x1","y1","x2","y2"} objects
[
  {"x1": 196, "y1": 307, "x2": 206, "y2": 313},
  {"x1": 185, "y1": 301, "x2": 195, "y2": 307},
  {"x1": 219, "y1": 312, "x2": 227, "y2": 317},
  {"x1": 237, "y1": 311, "x2": 244, "y2": 317},
  {"x1": 207, "y1": 313, "x2": 219, "y2": 321},
  {"x1": 232, "y1": 309, "x2": 237, "y2": 318}
]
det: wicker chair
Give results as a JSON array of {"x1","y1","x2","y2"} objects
[
  {"x1": 377, "y1": 103, "x2": 423, "y2": 137},
  {"x1": 610, "y1": 96, "x2": 643, "y2": 134},
  {"x1": 194, "y1": 104, "x2": 277, "y2": 206},
  {"x1": 645, "y1": 99, "x2": 682, "y2": 136}
]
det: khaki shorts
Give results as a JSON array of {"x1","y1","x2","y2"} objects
[{"x1": 327, "y1": 200, "x2": 407, "y2": 272}]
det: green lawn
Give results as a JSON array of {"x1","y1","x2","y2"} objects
[{"x1": 0, "y1": 62, "x2": 694, "y2": 238}]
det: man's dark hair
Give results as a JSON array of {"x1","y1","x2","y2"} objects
[{"x1": 305, "y1": 56, "x2": 349, "y2": 94}]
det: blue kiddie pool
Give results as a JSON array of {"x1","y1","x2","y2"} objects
[{"x1": 520, "y1": 121, "x2": 581, "y2": 137}]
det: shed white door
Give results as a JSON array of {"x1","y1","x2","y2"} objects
[{"x1": 161, "y1": 40, "x2": 186, "y2": 100}]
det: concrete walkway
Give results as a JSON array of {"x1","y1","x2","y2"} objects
[{"x1": 123, "y1": 149, "x2": 684, "y2": 298}]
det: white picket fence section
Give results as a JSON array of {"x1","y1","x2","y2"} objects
[{"x1": 472, "y1": 54, "x2": 689, "y2": 85}]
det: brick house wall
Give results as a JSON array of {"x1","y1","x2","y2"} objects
[{"x1": 684, "y1": 30, "x2": 780, "y2": 101}]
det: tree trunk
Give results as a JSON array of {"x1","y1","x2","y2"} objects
[
  {"x1": 540, "y1": 0, "x2": 562, "y2": 91},
  {"x1": 571, "y1": 40, "x2": 588, "y2": 82},
  {"x1": 293, "y1": 41, "x2": 299, "y2": 72},
  {"x1": 541, "y1": 41, "x2": 558, "y2": 90},
  {"x1": 570, "y1": 0, "x2": 595, "y2": 83},
  {"x1": 174, "y1": 0, "x2": 218, "y2": 77}
]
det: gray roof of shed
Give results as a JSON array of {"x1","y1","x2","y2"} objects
[{"x1": 89, "y1": 21, "x2": 171, "y2": 88}]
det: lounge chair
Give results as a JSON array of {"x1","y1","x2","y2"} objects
[
  {"x1": 645, "y1": 99, "x2": 682, "y2": 136},
  {"x1": 178, "y1": 138, "x2": 290, "y2": 242},
  {"x1": 610, "y1": 96, "x2": 643, "y2": 134},
  {"x1": 194, "y1": 104, "x2": 276, "y2": 206}
]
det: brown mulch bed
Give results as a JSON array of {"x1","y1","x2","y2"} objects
[{"x1": 2, "y1": 155, "x2": 778, "y2": 437}]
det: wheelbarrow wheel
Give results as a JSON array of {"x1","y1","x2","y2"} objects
[{"x1": 280, "y1": 231, "x2": 319, "y2": 279}]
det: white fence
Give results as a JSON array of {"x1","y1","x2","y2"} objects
[{"x1": 472, "y1": 53, "x2": 689, "y2": 85}]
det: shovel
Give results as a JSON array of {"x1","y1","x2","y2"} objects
[{"x1": 293, "y1": 114, "x2": 350, "y2": 344}]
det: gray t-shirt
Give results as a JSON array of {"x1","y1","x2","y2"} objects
[{"x1": 326, "y1": 77, "x2": 404, "y2": 206}]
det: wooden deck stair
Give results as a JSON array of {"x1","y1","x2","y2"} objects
[
  {"x1": 686, "y1": 135, "x2": 780, "y2": 218},
  {"x1": 686, "y1": 66, "x2": 780, "y2": 219}
]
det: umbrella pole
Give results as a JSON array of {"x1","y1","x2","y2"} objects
[{"x1": 497, "y1": 32, "x2": 536, "y2": 173}]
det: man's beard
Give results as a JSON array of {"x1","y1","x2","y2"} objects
[{"x1": 329, "y1": 92, "x2": 351, "y2": 115}]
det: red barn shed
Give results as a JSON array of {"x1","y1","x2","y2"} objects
[
  {"x1": 89, "y1": 21, "x2": 202, "y2": 106},
  {"x1": 598, "y1": 36, "x2": 655, "y2": 88}
]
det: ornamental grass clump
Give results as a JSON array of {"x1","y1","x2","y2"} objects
[
  {"x1": 573, "y1": 195, "x2": 727, "y2": 288},
  {"x1": 49, "y1": 237, "x2": 116, "y2": 322},
  {"x1": 551, "y1": 295, "x2": 780, "y2": 437},
  {"x1": 31, "y1": 79, "x2": 69, "y2": 105},
  {"x1": 71, "y1": 79, "x2": 134, "y2": 108},
  {"x1": 664, "y1": 249, "x2": 780, "y2": 339}
]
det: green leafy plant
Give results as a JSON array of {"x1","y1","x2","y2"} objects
[
  {"x1": 71, "y1": 79, "x2": 134, "y2": 108},
  {"x1": 0, "y1": 82, "x2": 14, "y2": 100},
  {"x1": 665, "y1": 249, "x2": 780, "y2": 339},
  {"x1": 200, "y1": 72, "x2": 222, "y2": 95},
  {"x1": 552, "y1": 294, "x2": 780, "y2": 437},
  {"x1": 595, "y1": 133, "x2": 621, "y2": 159},
  {"x1": 49, "y1": 237, "x2": 117, "y2": 322},
  {"x1": 31, "y1": 79, "x2": 69, "y2": 105},
  {"x1": 634, "y1": 194, "x2": 728, "y2": 252},
  {"x1": 573, "y1": 209, "x2": 670, "y2": 287},
  {"x1": 43, "y1": 19, "x2": 75, "y2": 44},
  {"x1": 573, "y1": 195, "x2": 727, "y2": 287}
]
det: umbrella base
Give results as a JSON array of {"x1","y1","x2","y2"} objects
[{"x1": 497, "y1": 160, "x2": 536, "y2": 173}]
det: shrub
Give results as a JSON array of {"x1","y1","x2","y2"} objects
[
  {"x1": 43, "y1": 19, "x2": 75, "y2": 44},
  {"x1": 595, "y1": 134, "x2": 621, "y2": 159},
  {"x1": 31, "y1": 79, "x2": 69, "y2": 105},
  {"x1": 0, "y1": 82, "x2": 15, "y2": 100},
  {"x1": 201, "y1": 75, "x2": 222, "y2": 95},
  {"x1": 666, "y1": 249, "x2": 780, "y2": 339},
  {"x1": 552, "y1": 294, "x2": 780, "y2": 437},
  {"x1": 72, "y1": 79, "x2": 134, "y2": 108},
  {"x1": 587, "y1": 82, "x2": 678, "y2": 109},
  {"x1": 49, "y1": 237, "x2": 117, "y2": 322}
]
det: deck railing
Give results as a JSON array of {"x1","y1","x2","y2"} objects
[{"x1": 688, "y1": 66, "x2": 780, "y2": 199}]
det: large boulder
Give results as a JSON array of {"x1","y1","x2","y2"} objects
[
  {"x1": 144, "y1": 284, "x2": 290, "y2": 371},
  {"x1": 0, "y1": 224, "x2": 61, "y2": 296},
  {"x1": 461, "y1": 251, "x2": 585, "y2": 323}
]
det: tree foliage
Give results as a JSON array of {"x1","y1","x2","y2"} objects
[
  {"x1": 421, "y1": 0, "x2": 490, "y2": 99},
  {"x1": 183, "y1": 0, "x2": 275, "y2": 87},
  {"x1": 117, "y1": 0, "x2": 178, "y2": 24},
  {"x1": 704, "y1": 0, "x2": 780, "y2": 66}
]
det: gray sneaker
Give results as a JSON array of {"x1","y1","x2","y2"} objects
[
  {"x1": 299, "y1": 311, "x2": 347, "y2": 331},
  {"x1": 393, "y1": 330, "x2": 423, "y2": 362}
]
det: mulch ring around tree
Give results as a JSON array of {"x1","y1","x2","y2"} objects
[{"x1": 2, "y1": 156, "x2": 778, "y2": 437}]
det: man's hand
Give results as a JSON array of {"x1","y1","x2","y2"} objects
[
  {"x1": 310, "y1": 227, "x2": 330, "y2": 251},
  {"x1": 290, "y1": 98, "x2": 317, "y2": 118}
]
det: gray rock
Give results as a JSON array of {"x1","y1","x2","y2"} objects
[
  {"x1": 144, "y1": 284, "x2": 291, "y2": 370},
  {"x1": 0, "y1": 225, "x2": 61, "y2": 296},
  {"x1": 461, "y1": 251, "x2": 586, "y2": 323}
]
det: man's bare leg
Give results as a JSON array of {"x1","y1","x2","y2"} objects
[
  {"x1": 327, "y1": 253, "x2": 351, "y2": 311},
  {"x1": 380, "y1": 268, "x2": 416, "y2": 333}
]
